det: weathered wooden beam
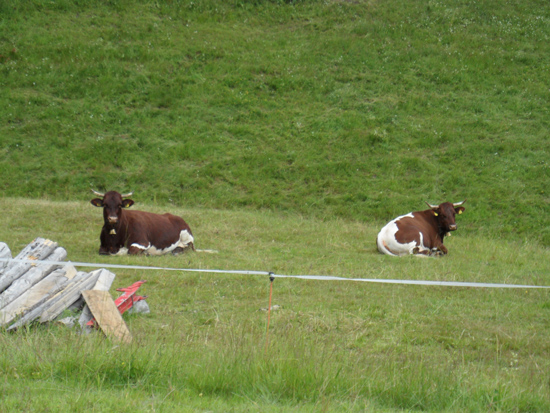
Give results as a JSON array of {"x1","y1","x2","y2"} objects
[
  {"x1": 0, "y1": 264, "x2": 77, "y2": 327},
  {"x1": 0, "y1": 238, "x2": 58, "y2": 293},
  {"x1": 0, "y1": 247, "x2": 67, "y2": 310},
  {"x1": 3, "y1": 239, "x2": 39, "y2": 273},
  {"x1": 0, "y1": 242, "x2": 11, "y2": 272},
  {"x1": 7, "y1": 268, "x2": 84, "y2": 330},
  {"x1": 78, "y1": 269, "x2": 116, "y2": 329},
  {"x1": 82, "y1": 290, "x2": 132, "y2": 344},
  {"x1": 38, "y1": 270, "x2": 102, "y2": 323},
  {"x1": 3, "y1": 238, "x2": 51, "y2": 272}
]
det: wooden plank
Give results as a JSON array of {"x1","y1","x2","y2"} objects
[
  {"x1": 0, "y1": 238, "x2": 58, "y2": 293},
  {"x1": 38, "y1": 270, "x2": 101, "y2": 323},
  {"x1": 0, "y1": 247, "x2": 67, "y2": 310},
  {"x1": 0, "y1": 264, "x2": 77, "y2": 327},
  {"x1": 82, "y1": 290, "x2": 132, "y2": 344},
  {"x1": 78, "y1": 269, "x2": 116, "y2": 329}
]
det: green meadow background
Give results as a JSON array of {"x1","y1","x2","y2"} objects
[
  {"x1": 2, "y1": 0, "x2": 549, "y2": 243},
  {"x1": 1, "y1": 0, "x2": 550, "y2": 411}
]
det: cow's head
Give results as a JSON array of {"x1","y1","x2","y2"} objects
[
  {"x1": 91, "y1": 190, "x2": 134, "y2": 226},
  {"x1": 425, "y1": 200, "x2": 466, "y2": 233}
]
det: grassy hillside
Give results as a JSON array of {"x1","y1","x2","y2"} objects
[
  {"x1": 1, "y1": 0, "x2": 549, "y2": 244},
  {"x1": 3, "y1": 3, "x2": 550, "y2": 410}
]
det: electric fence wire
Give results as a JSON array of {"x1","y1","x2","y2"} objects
[{"x1": 1, "y1": 258, "x2": 549, "y2": 289}]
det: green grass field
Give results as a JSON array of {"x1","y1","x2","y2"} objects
[
  {"x1": 1, "y1": 198, "x2": 550, "y2": 411},
  {"x1": 1, "y1": 0, "x2": 550, "y2": 411}
]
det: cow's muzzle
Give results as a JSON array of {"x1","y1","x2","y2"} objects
[
  {"x1": 449, "y1": 224, "x2": 457, "y2": 231},
  {"x1": 108, "y1": 216, "x2": 118, "y2": 224}
]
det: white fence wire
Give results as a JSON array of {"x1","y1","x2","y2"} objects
[{"x1": 1, "y1": 258, "x2": 549, "y2": 289}]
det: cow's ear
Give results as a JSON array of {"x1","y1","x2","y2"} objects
[
  {"x1": 455, "y1": 206, "x2": 465, "y2": 215},
  {"x1": 433, "y1": 209, "x2": 439, "y2": 217},
  {"x1": 91, "y1": 198, "x2": 104, "y2": 207},
  {"x1": 122, "y1": 199, "x2": 134, "y2": 208}
]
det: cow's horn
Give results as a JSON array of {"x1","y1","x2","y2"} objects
[
  {"x1": 120, "y1": 191, "x2": 133, "y2": 198},
  {"x1": 453, "y1": 199, "x2": 466, "y2": 207},
  {"x1": 424, "y1": 201, "x2": 439, "y2": 209},
  {"x1": 91, "y1": 189, "x2": 105, "y2": 197}
]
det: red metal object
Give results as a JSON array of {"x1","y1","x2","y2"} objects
[
  {"x1": 86, "y1": 280, "x2": 147, "y2": 327},
  {"x1": 113, "y1": 280, "x2": 148, "y2": 315}
]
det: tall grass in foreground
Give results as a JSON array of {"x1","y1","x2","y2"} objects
[
  {"x1": 1, "y1": 198, "x2": 549, "y2": 411},
  {"x1": 1, "y1": 314, "x2": 548, "y2": 411}
]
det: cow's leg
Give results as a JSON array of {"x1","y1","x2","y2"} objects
[
  {"x1": 172, "y1": 242, "x2": 195, "y2": 255},
  {"x1": 411, "y1": 233, "x2": 432, "y2": 255},
  {"x1": 125, "y1": 233, "x2": 151, "y2": 254},
  {"x1": 99, "y1": 230, "x2": 110, "y2": 255},
  {"x1": 128, "y1": 244, "x2": 148, "y2": 255},
  {"x1": 412, "y1": 246, "x2": 431, "y2": 256}
]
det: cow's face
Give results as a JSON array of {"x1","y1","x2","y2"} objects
[
  {"x1": 91, "y1": 191, "x2": 134, "y2": 225},
  {"x1": 432, "y1": 202, "x2": 465, "y2": 232}
]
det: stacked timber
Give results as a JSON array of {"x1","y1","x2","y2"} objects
[{"x1": 0, "y1": 238, "x2": 116, "y2": 331}]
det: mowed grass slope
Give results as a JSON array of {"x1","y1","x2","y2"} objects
[
  {"x1": 1, "y1": 198, "x2": 550, "y2": 411},
  {"x1": 1, "y1": 0, "x2": 549, "y2": 243},
  {"x1": 1, "y1": 0, "x2": 550, "y2": 411}
]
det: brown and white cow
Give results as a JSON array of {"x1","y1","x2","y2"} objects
[
  {"x1": 377, "y1": 200, "x2": 466, "y2": 257},
  {"x1": 91, "y1": 190, "x2": 195, "y2": 255}
]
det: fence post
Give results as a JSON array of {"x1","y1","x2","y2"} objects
[{"x1": 265, "y1": 272, "x2": 275, "y2": 355}]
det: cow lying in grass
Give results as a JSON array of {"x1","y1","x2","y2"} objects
[
  {"x1": 91, "y1": 190, "x2": 195, "y2": 255},
  {"x1": 377, "y1": 200, "x2": 466, "y2": 257}
]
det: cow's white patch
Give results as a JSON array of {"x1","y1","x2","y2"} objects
[
  {"x1": 179, "y1": 229, "x2": 194, "y2": 248},
  {"x1": 126, "y1": 230, "x2": 195, "y2": 256},
  {"x1": 111, "y1": 230, "x2": 195, "y2": 256},
  {"x1": 142, "y1": 245, "x2": 165, "y2": 255},
  {"x1": 376, "y1": 213, "x2": 430, "y2": 256},
  {"x1": 131, "y1": 243, "x2": 150, "y2": 250}
]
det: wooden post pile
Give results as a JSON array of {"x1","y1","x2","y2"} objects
[{"x1": 0, "y1": 238, "x2": 121, "y2": 338}]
